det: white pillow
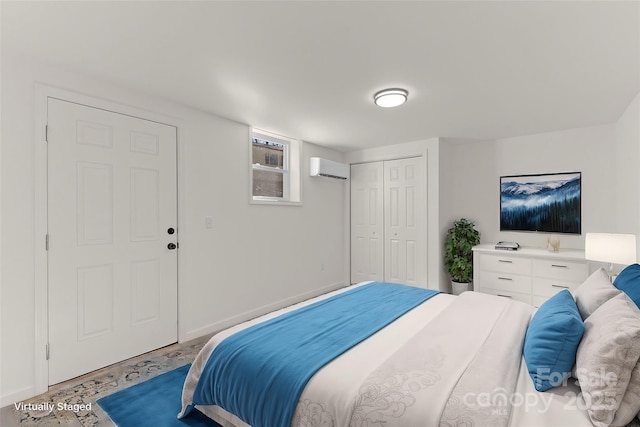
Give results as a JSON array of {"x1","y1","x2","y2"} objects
[
  {"x1": 575, "y1": 292, "x2": 640, "y2": 427},
  {"x1": 574, "y1": 267, "x2": 621, "y2": 320},
  {"x1": 611, "y1": 362, "x2": 640, "y2": 426}
]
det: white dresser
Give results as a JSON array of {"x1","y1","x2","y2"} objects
[{"x1": 472, "y1": 244, "x2": 588, "y2": 307}]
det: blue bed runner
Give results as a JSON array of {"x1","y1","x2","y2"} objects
[{"x1": 189, "y1": 282, "x2": 439, "y2": 427}]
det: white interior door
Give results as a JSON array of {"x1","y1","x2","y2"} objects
[
  {"x1": 350, "y1": 162, "x2": 384, "y2": 284},
  {"x1": 384, "y1": 157, "x2": 424, "y2": 286},
  {"x1": 47, "y1": 98, "x2": 178, "y2": 385}
]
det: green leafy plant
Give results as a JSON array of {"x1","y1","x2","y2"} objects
[{"x1": 444, "y1": 218, "x2": 481, "y2": 283}]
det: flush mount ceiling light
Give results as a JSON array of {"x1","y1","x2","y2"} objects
[{"x1": 373, "y1": 88, "x2": 408, "y2": 108}]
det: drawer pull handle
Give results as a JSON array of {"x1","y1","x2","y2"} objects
[
  {"x1": 498, "y1": 260, "x2": 513, "y2": 263},
  {"x1": 497, "y1": 294, "x2": 513, "y2": 298},
  {"x1": 552, "y1": 284, "x2": 570, "y2": 289},
  {"x1": 551, "y1": 264, "x2": 568, "y2": 268},
  {"x1": 498, "y1": 277, "x2": 513, "y2": 281}
]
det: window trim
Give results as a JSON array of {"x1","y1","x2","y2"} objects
[{"x1": 249, "y1": 128, "x2": 302, "y2": 206}]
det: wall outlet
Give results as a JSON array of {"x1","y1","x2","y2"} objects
[{"x1": 205, "y1": 216, "x2": 214, "y2": 229}]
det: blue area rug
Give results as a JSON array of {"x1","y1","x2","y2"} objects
[{"x1": 98, "y1": 364, "x2": 220, "y2": 426}]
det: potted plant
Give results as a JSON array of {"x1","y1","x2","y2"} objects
[{"x1": 445, "y1": 218, "x2": 481, "y2": 295}]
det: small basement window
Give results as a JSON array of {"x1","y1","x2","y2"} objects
[{"x1": 250, "y1": 128, "x2": 301, "y2": 205}]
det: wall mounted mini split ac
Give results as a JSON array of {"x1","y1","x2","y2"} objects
[{"x1": 309, "y1": 157, "x2": 349, "y2": 180}]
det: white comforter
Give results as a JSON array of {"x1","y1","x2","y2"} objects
[{"x1": 181, "y1": 284, "x2": 595, "y2": 427}]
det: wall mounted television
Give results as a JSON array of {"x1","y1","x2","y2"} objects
[{"x1": 500, "y1": 172, "x2": 581, "y2": 234}]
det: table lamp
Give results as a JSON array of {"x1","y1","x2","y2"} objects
[{"x1": 585, "y1": 233, "x2": 637, "y2": 280}]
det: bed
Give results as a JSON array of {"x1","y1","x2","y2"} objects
[{"x1": 179, "y1": 271, "x2": 640, "y2": 427}]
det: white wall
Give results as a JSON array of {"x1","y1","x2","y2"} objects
[
  {"x1": 344, "y1": 138, "x2": 446, "y2": 291},
  {"x1": 615, "y1": 92, "x2": 640, "y2": 258},
  {"x1": 437, "y1": 141, "x2": 456, "y2": 292},
  {"x1": 0, "y1": 55, "x2": 348, "y2": 404},
  {"x1": 358, "y1": 100, "x2": 640, "y2": 291},
  {"x1": 444, "y1": 125, "x2": 620, "y2": 251}
]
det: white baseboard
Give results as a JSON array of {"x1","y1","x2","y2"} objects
[
  {"x1": 180, "y1": 281, "x2": 347, "y2": 342},
  {"x1": 0, "y1": 385, "x2": 37, "y2": 408}
]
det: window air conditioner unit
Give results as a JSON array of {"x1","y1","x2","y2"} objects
[{"x1": 309, "y1": 157, "x2": 349, "y2": 180}]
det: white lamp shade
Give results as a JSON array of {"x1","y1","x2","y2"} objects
[{"x1": 585, "y1": 233, "x2": 637, "y2": 265}]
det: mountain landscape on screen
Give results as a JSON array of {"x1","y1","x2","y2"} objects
[{"x1": 500, "y1": 173, "x2": 581, "y2": 234}]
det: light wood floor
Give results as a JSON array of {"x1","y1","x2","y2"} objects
[{"x1": 1, "y1": 334, "x2": 212, "y2": 426}]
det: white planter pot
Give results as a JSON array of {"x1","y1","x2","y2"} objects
[{"x1": 451, "y1": 281, "x2": 472, "y2": 296}]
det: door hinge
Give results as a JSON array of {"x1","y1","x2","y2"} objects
[
  {"x1": 45, "y1": 124, "x2": 48, "y2": 142},
  {"x1": 46, "y1": 343, "x2": 50, "y2": 360},
  {"x1": 45, "y1": 234, "x2": 49, "y2": 251}
]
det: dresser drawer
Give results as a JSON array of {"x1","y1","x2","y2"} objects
[
  {"x1": 473, "y1": 245, "x2": 587, "y2": 308},
  {"x1": 480, "y1": 271, "x2": 532, "y2": 294},
  {"x1": 480, "y1": 254, "x2": 532, "y2": 275},
  {"x1": 482, "y1": 287, "x2": 533, "y2": 305},
  {"x1": 532, "y1": 295, "x2": 547, "y2": 309},
  {"x1": 533, "y1": 259, "x2": 587, "y2": 282},
  {"x1": 533, "y1": 277, "x2": 581, "y2": 298}
]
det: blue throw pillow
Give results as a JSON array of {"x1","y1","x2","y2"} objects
[
  {"x1": 523, "y1": 289, "x2": 585, "y2": 392},
  {"x1": 614, "y1": 264, "x2": 640, "y2": 308}
]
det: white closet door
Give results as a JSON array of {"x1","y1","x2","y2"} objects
[
  {"x1": 384, "y1": 157, "x2": 424, "y2": 286},
  {"x1": 350, "y1": 162, "x2": 384, "y2": 284},
  {"x1": 47, "y1": 98, "x2": 178, "y2": 384}
]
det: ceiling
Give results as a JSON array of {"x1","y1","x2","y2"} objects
[{"x1": 2, "y1": 1, "x2": 639, "y2": 152}]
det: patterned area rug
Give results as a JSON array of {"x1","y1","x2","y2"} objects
[{"x1": 5, "y1": 335, "x2": 210, "y2": 426}]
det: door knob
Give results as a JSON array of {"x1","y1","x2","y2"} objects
[
  {"x1": 167, "y1": 243, "x2": 177, "y2": 250},
  {"x1": 167, "y1": 227, "x2": 175, "y2": 235}
]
